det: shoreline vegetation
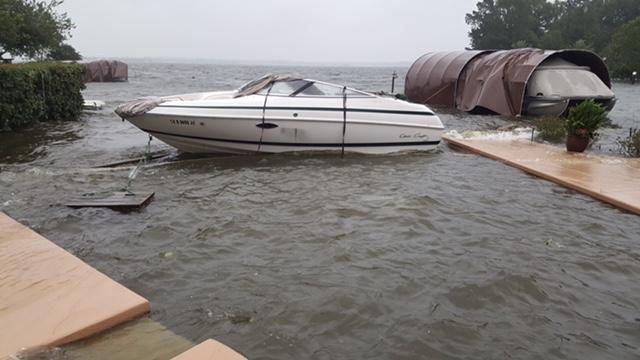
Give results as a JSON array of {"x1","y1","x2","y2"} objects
[
  {"x1": 466, "y1": 0, "x2": 640, "y2": 79},
  {"x1": 0, "y1": 62, "x2": 85, "y2": 131},
  {"x1": 1, "y1": 0, "x2": 84, "y2": 130}
]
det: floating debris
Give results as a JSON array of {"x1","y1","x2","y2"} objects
[
  {"x1": 82, "y1": 100, "x2": 105, "y2": 111},
  {"x1": 224, "y1": 312, "x2": 255, "y2": 324},
  {"x1": 445, "y1": 127, "x2": 535, "y2": 141},
  {"x1": 65, "y1": 192, "x2": 155, "y2": 211}
]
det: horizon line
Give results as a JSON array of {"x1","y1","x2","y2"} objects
[{"x1": 79, "y1": 55, "x2": 414, "y2": 68}]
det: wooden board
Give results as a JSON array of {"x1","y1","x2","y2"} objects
[
  {"x1": 65, "y1": 192, "x2": 155, "y2": 211},
  {"x1": 443, "y1": 135, "x2": 640, "y2": 215},
  {"x1": 171, "y1": 340, "x2": 247, "y2": 360},
  {"x1": 0, "y1": 212, "x2": 150, "y2": 359},
  {"x1": 22, "y1": 318, "x2": 194, "y2": 360}
]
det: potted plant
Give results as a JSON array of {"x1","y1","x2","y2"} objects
[{"x1": 564, "y1": 100, "x2": 608, "y2": 152}]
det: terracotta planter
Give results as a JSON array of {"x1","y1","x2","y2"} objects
[{"x1": 566, "y1": 134, "x2": 590, "y2": 152}]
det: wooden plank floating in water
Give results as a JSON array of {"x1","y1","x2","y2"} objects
[
  {"x1": 443, "y1": 135, "x2": 640, "y2": 215},
  {"x1": 0, "y1": 212, "x2": 150, "y2": 359},
  {"x1": 65, "y1": 192, "x2": 155, "y2": 211}
]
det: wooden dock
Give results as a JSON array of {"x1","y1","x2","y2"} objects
[
  {"x1": 0, "y1": 212, "x2": 150, "y2": 358},
  {"x1": 443, "y1": 135, "x2": 640, "y2": 215},
  {"x1": 171, "y1": 340, "x2": 247, "y2": 360},
  {"x1": 0, "y1": 212, "x2": 247, "y2": 359}
]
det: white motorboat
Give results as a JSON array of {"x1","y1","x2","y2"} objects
[
  {"x1": 524, "y1": 58, "x2": 616, "y2": 116},
  {"x1": 115, "y1": 74, "x2": 444, "y2": 155}
]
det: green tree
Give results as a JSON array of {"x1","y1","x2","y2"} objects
[
  {"x1": 606, "y1": 17, "x2": 640, "y2": 78},
  {"x1": 0, "y1": 0, "x2": 74, "y2": 59},
  {"x1": 466, "y1": 0, "x2": 640, "y2": 53},
  {"x1": 48, "y1": 42, "x2": 80, "y2": 61},
  {"x1": 586, "y1": 0, "x2": 640, "y2": 52},
  {"x1": 538, "y1": 29, "x2": 566, "y2": 50},
  {"x1": 466, "y1": 0, "x2": 558, "y2": 49},
  {"x1": 571, "y1": 39, "x2": 593, "y2": 51},
  {"x1": 540, "y1": 0, "x2": 640, "y2": 54}
]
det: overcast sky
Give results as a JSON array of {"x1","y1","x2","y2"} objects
[{"x1": 59, "y1": 0, "x2": 478, "y2": 65}]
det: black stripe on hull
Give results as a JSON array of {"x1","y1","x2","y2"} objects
[
  {"x1": 140, "y1": 128, "x2": 441, "y2": 148},
  {"x1": 157, "y1": 105, "x2": 435, "y2": 117}
]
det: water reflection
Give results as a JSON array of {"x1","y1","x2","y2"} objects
[{"x1": 0, "y1": 121, "x2": 81, "y2": 164}]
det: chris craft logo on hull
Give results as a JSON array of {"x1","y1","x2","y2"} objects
[{"x1": 399, "y1": 133, "x2": 430, "y2": 140}]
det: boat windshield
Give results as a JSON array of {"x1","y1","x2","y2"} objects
[
  {"x1": 267, "y1": 80, "x2": 312, "y2": 95},
  {"x1": 295, "y1": 81, "x2": 373, "y2": 97},
  {"x1": 257, "y1": 80, "x2": 373, "y2": 97},
  {"x1": 236, "y1": 74, "x2": 374, "y2": 98}
]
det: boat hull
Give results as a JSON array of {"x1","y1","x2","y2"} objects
[
  {"x1": 524, "y1": 96, "x2": 617, "y2": 117},
  {"x1": 119, "y1": 81, "x2": 445, "y2": 155},
  {"x1": 128, "y1": 111, "x2": 443, "y2": 155}
]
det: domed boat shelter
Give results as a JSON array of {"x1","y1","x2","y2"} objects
[
  {"x1": 84, "y1": 60, "x2": 128, "y2": 82},
  {"x1": 405, "y1": 48, "x2": 614, "y2": 117}
]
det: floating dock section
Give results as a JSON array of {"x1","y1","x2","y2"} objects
[{"x1": 443, "y1": 136, "x2": 640, "y2": 215}]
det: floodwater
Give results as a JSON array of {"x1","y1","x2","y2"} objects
[{"x1": 1, "y1": 63, "x2": 640, "y2": 360}]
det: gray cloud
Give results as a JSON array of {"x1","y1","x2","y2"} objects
[{"x1": 60, "y1": 0, "x2": 478, "y2": 64}]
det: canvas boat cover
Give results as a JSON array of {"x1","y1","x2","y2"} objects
[
  {"x1": 234, "y1": 73, "x2": 302, "y2": 97},
  {"x1": 405, "y1": 48, "x2": 612, "y2": 116},
  {"x1": 114, "y1": 91, "x2": 216, "y2": 118},
  {"x1": 85, "y1": 60, "x2": 128, "y2": 82},
  {"x1": 115, "y1": 97, "x2": 164, "y2": 118},
  {"x1": 404, "y1": 50, "x2": 492, "y2": 107}
]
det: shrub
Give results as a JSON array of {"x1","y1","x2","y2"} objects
[
  {"x1": 0, "y1": 62, "x2": 85, "y2": 131},
  {"x1": 616, "y1": 128, "x2": 640, "y2": 157},
  {"x1": 535, "y1": 116, "x2": 566, "y2": 143},
  {"x1": 564, "y1": 100, "x2": 608, "y2": 140}
]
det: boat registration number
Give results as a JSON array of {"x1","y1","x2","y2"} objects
[{"x1": 170, "y1": 119, "x2": 195, "y2": 126}]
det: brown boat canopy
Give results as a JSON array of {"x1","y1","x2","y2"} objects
[
  {"x1": 84, "y1": 60, "x2": 128, "y2": 82},
  {"x1": 405, "y1": 48, "x2": 611, "y2": 116}
]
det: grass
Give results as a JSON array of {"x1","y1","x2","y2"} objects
[
  {"x1": 616, "y1": 128, "x2": 640, "y2": 157},
  {"x1": 535, "y1": 116, "x2": 566, "y2": 143}
]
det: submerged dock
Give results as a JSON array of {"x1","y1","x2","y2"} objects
[
  {"x1": 443, "y1": 135, "x2": 640, "y2": 215},
  {"x1": 0, "y1": 212, "x2": 245, "y2": 359}
]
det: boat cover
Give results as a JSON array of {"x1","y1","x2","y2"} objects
[
  {"x1": 115, "y1": 97, "x2": 164, "y2": 118},
  {"x1": 404, "y1": 50, "x2": 491, "y2": 106},
  {"x1": 114, "y1": 93, "x2": 205, "y2": 118},
  {"x1": 234, "y1": 73, "x2": 303, "y2": 97},
  {"x1": 405, "y1": 48, "x2": 612, "y2": 116},
  {"x1": 85, "y1": 60, "x2": 128, "y2": 82}
]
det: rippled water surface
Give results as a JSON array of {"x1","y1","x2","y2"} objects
[{"x1": 2, "y1": 63, "x2": 640, "y2": 359}]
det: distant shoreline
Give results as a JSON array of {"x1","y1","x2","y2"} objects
[{"x1": 79, "y1": 56, "x2": 412, "y2": 68}]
